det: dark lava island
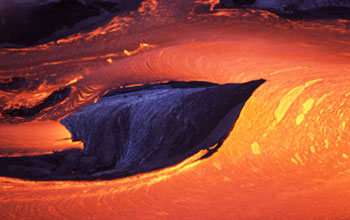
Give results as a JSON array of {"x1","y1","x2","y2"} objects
[{"x1": 0, "y1": 79, "x2": 265, "y2": 180}]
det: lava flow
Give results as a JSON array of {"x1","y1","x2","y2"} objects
[{"x1": 0, "y1": 0, "x2": 349, "y2": 219}]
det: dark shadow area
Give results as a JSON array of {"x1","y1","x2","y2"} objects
[
  {"x1": 0, "y1": 149, "x2": 83, "y2": 180},
  {"x1": 0, "y1": 0, "x2": 143, "y2": 47},
  {"x1": 215, "y1": 0, "x2": 350, "y2": 20},
  {"x1": 279, "y1": 7, "x2": 350, "y2": 20},
  {"x1": 0, "y1": 77, "x2": 41, "y2": 92},
  {"x1": 2, "y1": 86, "x2": 71, "y2": 117},
  {"x1": 0, "y1": 79, "x2": 265, "y2": 181},
  {"x1": 0, "y1": 77, "x2": 27, "y2": 92}
]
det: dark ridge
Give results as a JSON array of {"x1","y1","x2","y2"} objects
[
  {"x1": 102, "y1": 81, "x2": 219, "y2": 98},
  {"x1": 219, "y1": 0, "x2": 257, "y2": 7},
  {"x1": 167, "y1": 80, "x2": 219, "y2": 88},
  {"x1": 3, "y1": 86, "x2": 71, "y2": 118},
  {"x1": 0, "y1": 0, "x2": 143, "y2": 47},
  {"x1": 0, "y1": 79, "x2": 265, "y2": 181},
  {"x1": 215, "y1": 0, "x2": 350, "y2": 20},
  {"x1": 279, "y1": 7, "x2": 350, "y2": 20}
]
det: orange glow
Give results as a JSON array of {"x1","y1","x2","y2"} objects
[
  {"x1": 195, "y1": 0, "x2": 221, "y2": 11},
  {"x1": 123, "y1": 43, "x2": 155, "y2": 56},
  {"x1": 0, "y1": 121, "x2": 82, "y2": 156},
  {"x1": 138, "y1": 0, "x2": 159, "y2": 14}
]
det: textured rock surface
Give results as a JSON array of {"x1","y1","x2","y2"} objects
[{"x1": 0, "y1": 79, "x2": 265, "y2": 180}]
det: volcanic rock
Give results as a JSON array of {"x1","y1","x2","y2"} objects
[{"x1": 0, "y1": 79, "x2": 265, "y2": 180}]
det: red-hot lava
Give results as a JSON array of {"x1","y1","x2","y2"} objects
[{"x1": 0, "y1": 0, "x2": 349, "y2": 219}]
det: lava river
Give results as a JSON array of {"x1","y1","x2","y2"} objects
[{"x1": 0, "y1": 0, "x2": 349, "y2": 219}]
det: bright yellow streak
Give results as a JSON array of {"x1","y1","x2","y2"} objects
[
  {"x1": 304, "y1": 79, "x2": 323, "y2": 87},
  {"x1": 269, "y1": 66, "x2": 308, "y2": 76},
  {"x1": 275, "y1": 85, "x2": 305, "y2": 123},
  {"x1": 303, "y1": 99, "x2": 314, "y2": 114},
  {"x1": 294, "y1": 152, "x2": 304, "y2": 165},
  {"x1": 296, "y1": 114, "x2": 305, "y2": 125},
  {"x1": 317, "y1": 94, "x2": 328, "y2": 106},
  {"x1": 296, "y1": 98, "x2": 314, "y2": 125}
]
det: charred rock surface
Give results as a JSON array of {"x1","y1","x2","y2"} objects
[{"x1": 0, "y1": 79, "x2": 265, "y2": 180}]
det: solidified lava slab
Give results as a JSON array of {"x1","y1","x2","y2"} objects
[{"x1": 0, "y1": 79, "x2": 265, "y2": 180}]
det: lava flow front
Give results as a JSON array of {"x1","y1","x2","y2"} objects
[{"x1": 0, "y1": 0, "x2": 349, "y2": 219}]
